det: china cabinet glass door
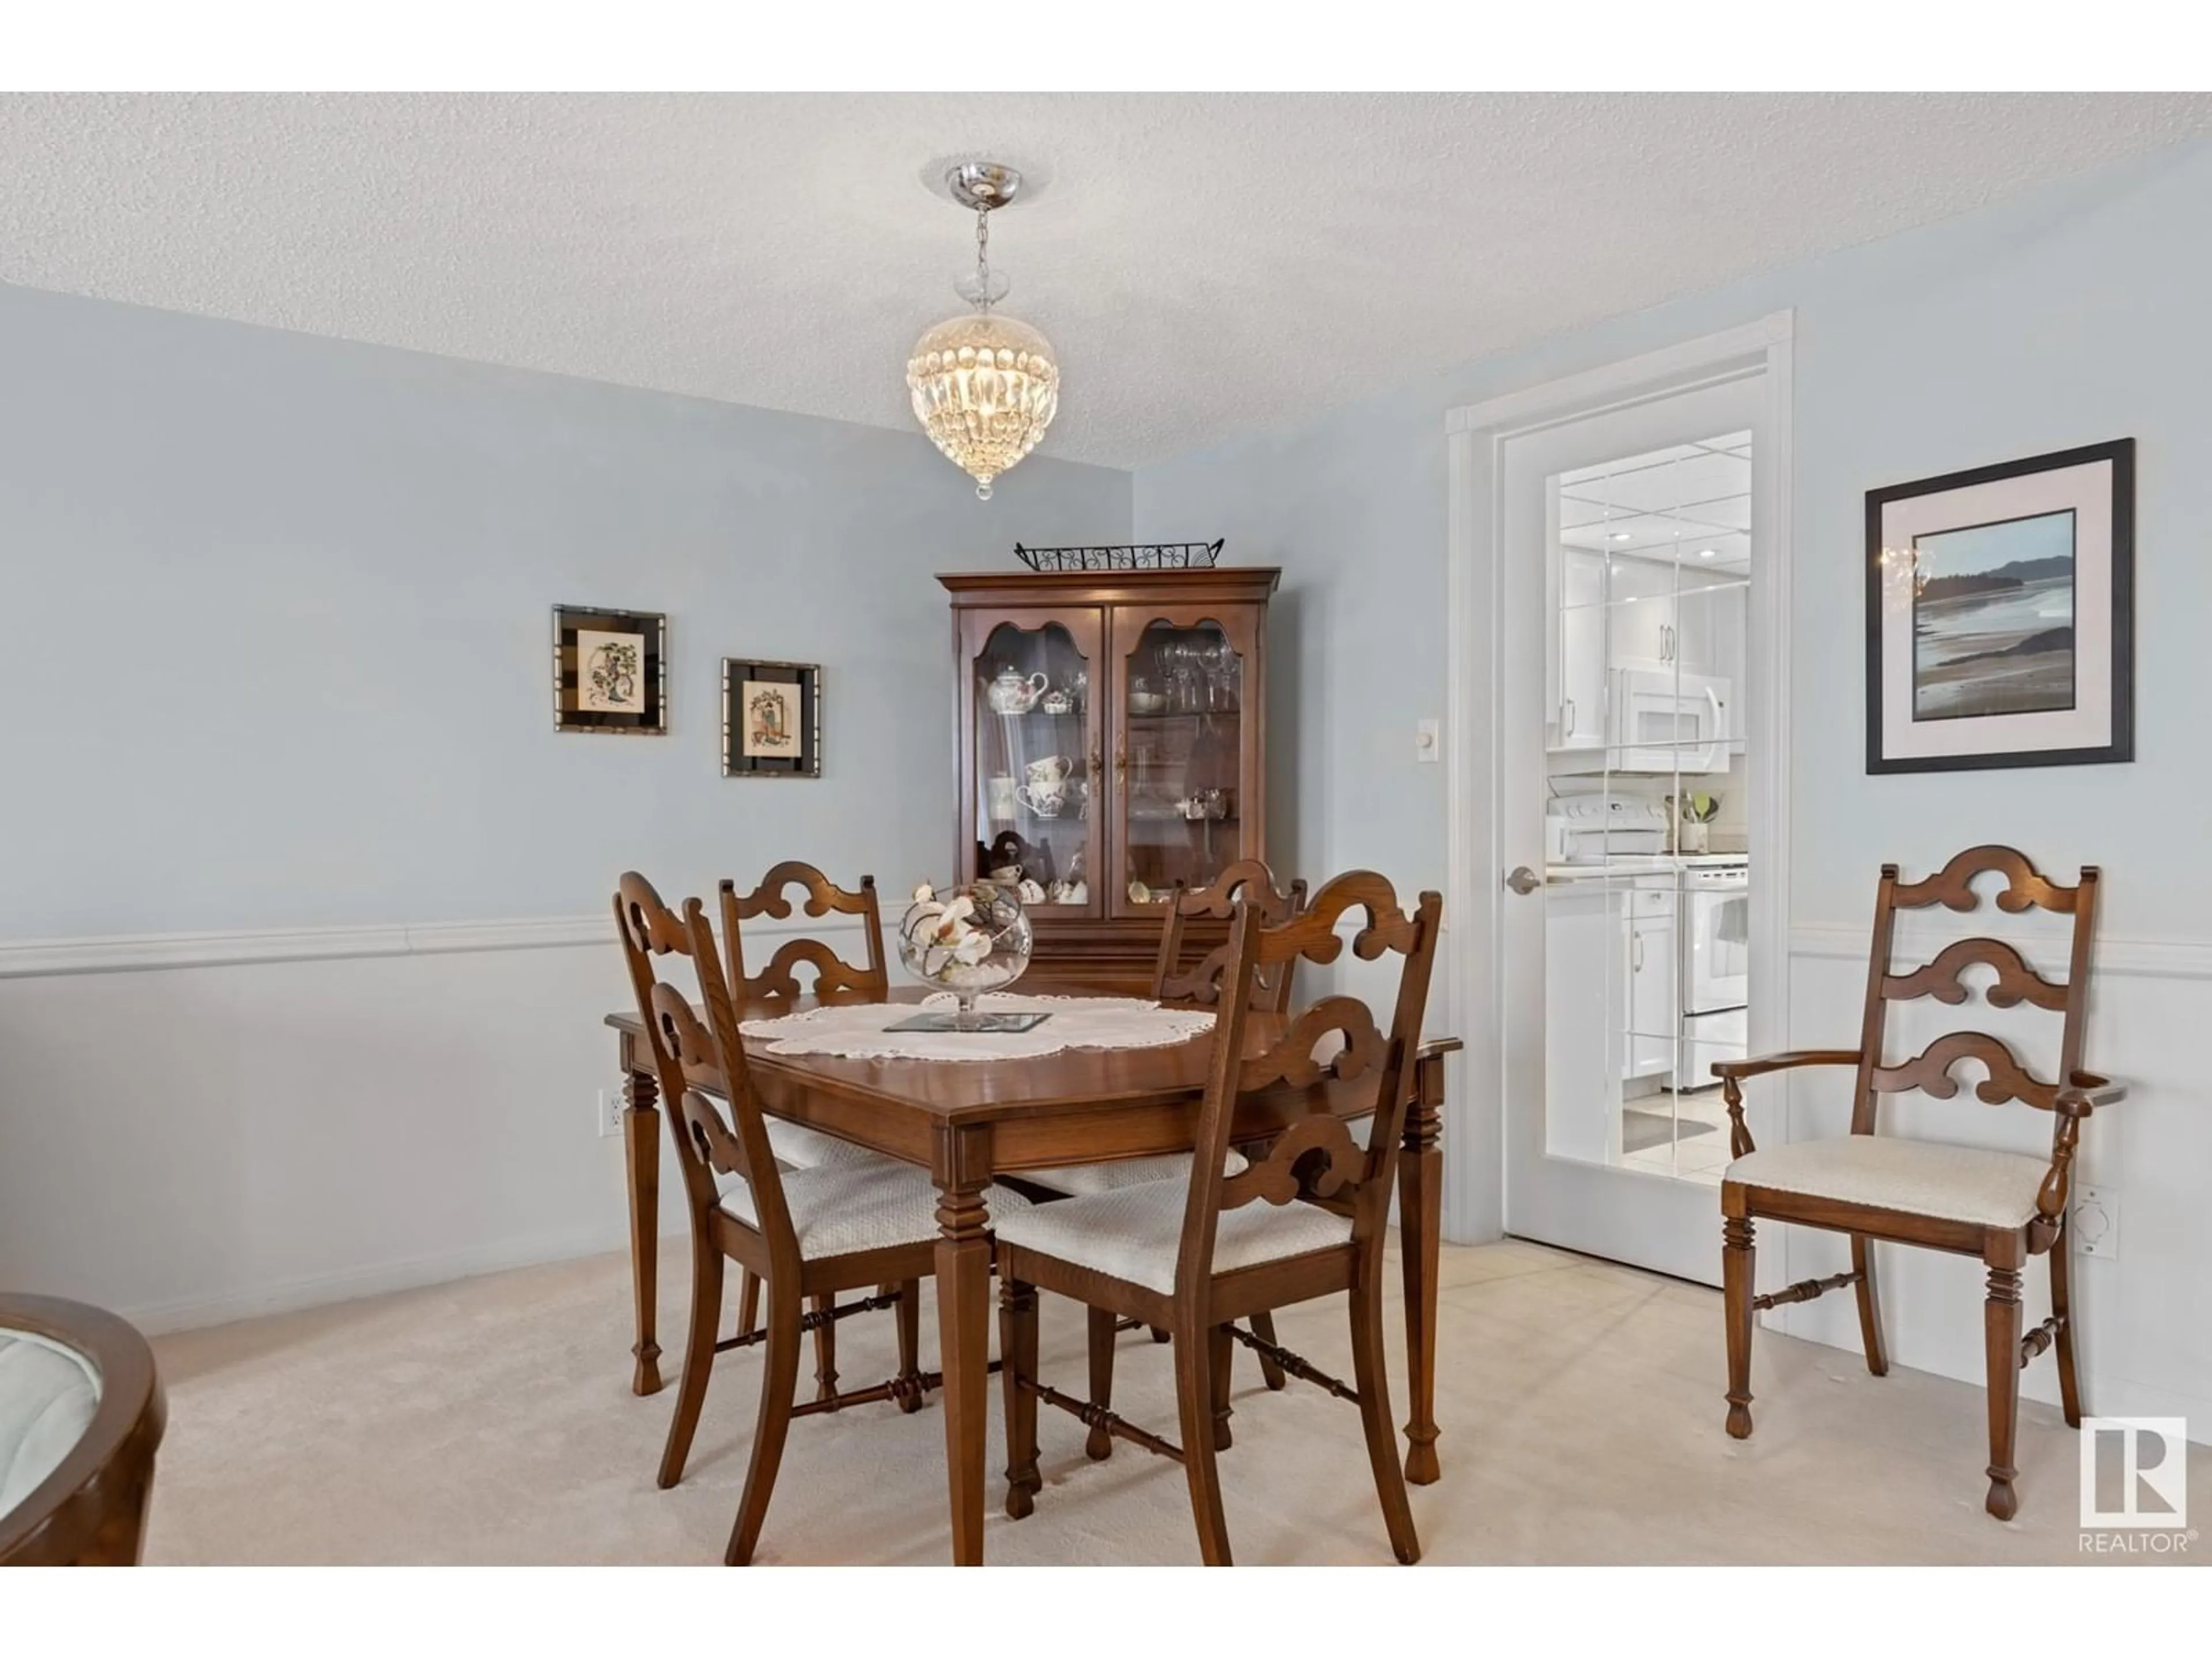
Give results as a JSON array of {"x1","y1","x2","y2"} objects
[
  {"x1": 1107, "y1": 607, "x2": 1262, "y2": 919},
  {"x1": 963, "y1": 609, "x2": 1103, "y2": 917}
]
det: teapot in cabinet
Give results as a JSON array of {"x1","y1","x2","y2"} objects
[{"x1": 986, "y1": 668, "x2": 1049, "y2": 715}]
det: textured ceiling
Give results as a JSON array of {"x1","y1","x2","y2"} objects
[{"x1": 4, "y1": 92, "x2": 2209, "y2": 469}]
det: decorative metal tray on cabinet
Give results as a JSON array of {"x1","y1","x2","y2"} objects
[{"x1": 1013, "y1": 540, "x2": 1224, "y2": 572}]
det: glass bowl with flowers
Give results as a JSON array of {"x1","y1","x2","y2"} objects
[{"x1": 890, "y1": 880, "x2": 1042, "y2": 1033}]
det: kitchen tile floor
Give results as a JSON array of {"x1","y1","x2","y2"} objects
[{"x1": 1618, "y1": 1086, "x2": 1735, "y2": 1184}]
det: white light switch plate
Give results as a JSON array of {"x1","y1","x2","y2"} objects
[
  {"x1": 1416, "y1": 718, "x2": 1440, "y2": 763},
  {"x1": 2071, "y1": 1184, "x2": 2119, "y2": 1259}
]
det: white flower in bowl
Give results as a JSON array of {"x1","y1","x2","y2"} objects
[{"x1": 896, "y1": 880, "x2": 1036, "y2": 1025}]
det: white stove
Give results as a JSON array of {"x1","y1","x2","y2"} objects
[{"x1": 1679, "y1": 857, "x2": 1750, "y2": 1092}]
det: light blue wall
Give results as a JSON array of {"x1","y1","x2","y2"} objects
[
  {"x1": 1, "y1": 286, "x2": 1130, "y2": 937},
  {"x1": 1134, "y1": 140, "x2": 2212, "y2": 941}
]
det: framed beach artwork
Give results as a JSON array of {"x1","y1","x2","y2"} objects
[
  {"x1": 553, "y1": 605, "x2": 666, "y2": 734},
  {"x1": 1866, "y1": 440, "x2": 2134, "y2": 773},
  {"x1": 723, "y1": 658, "x2": 821, "y2": 778}
]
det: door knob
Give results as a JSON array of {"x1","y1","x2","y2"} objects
[{"x1": 1505, "y1": 866, "x2": 1541, "y2": 896}]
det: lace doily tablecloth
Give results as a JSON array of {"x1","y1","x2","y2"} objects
[{"x1": 739, "y1": 993, "x2": 1215, "y2": 1062}]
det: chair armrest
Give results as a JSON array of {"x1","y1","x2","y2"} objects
[
  {"x1": 2038, "y1": 1071, "x2": 2128, "y2": 1222},
  {"x1": 2054, "y1": 1070, "x2": 2128, "y2": 1119},
  {"x1": 1710, "y1": 1050, "x2": 1861, "y2": 1160},
  {"x1": 1710, "y1": 1049, "x2": 1862, "y2": 1083}
]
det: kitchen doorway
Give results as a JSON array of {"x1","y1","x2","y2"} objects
[{"x1": 1445, "y1": 317, "x2": 1791, "y2": 1283}]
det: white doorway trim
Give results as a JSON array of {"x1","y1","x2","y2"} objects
[{"x1": 1440, "y1": 311, "x2": 1795, "y2": 1246}]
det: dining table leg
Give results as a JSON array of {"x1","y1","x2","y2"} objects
[
  {"x1": 623, "y1": 1063, "x2": 664, "y2": 1397},
  {"x1": 1398, "y1": 1050, "x2": 1446, "y2": 1484},
  {"x1": 934, "y1": 1127, "x2": 994, "y2": 1565}
]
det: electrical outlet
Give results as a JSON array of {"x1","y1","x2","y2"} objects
[
  {"x1": 598, "y1": 1088, "x2": 626, "y2": 1140},
  {"x1": 1415, "y1": 718, "x2": 1440, "y2": 763},
  {"x1": 2071, "y1": 1184, "x2": 2119, "y2": 1259}
]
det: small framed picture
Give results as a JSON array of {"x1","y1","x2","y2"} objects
[
  {"x1": 724, "y1": 658, "x2": 821, "y2": 778},
  {"x1": 1866, "y1": 439, "x2": 2134, "y2": 774},
  {"x1": 554, "y1": 605, "x2": 666, "y2": 734}
]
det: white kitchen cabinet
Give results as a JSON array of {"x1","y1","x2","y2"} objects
[
  {"x1": 1554, "y1": 548, "x2": 1607, "y2": 749},
  {"x1": 1625, "y1": 896, "x2": 1676, "y2": 1082},
  {"x1": 1551, "y1": 551, "x2": 1745, "y2": 778},
  {"x1": 1611, "y1": 560, "x2": 1742, "y2": 679},
  {"x1": 1608, "y1": 557, "x2": 1675, "y2": 666},
  {"x1": 1672, "y1": 571, "x2": 1741, "y2": 683},
  {"x1": 1546, "y1": 882, "x2": 1626, "y2": 1164}
]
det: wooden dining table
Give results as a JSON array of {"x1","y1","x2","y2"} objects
[{"x1": 605, "y1": 986, "x2": 1459, "y2": 1566}]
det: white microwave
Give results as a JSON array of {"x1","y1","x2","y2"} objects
[{"x1": 1609, "y1": 662, "x2": 1730, "y2": 773}]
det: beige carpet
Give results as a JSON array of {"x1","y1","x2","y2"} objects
[{"x1": 141, "y1": 1236, "x2": 2205, "y2": 1566}]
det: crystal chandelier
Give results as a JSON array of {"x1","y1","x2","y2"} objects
[{"x1": 907, "y1": 162, "x2": 1060, "y2": 501}]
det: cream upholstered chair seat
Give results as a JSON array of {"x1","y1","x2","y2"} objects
[
  {"x1": 718, "y1": 1160, "x2": 1031, "y2": 1260},
  {"x1": 992, "y1": 1179, "x2": 1351, "y2": 1297},
  {"x1": 0, "y1": 1327, "x2": 99, "y2": 1513},
  {"x1": 1726, "y1": 1135, "x2": 2052, "y2": 1230},
  {"x1": 764, "y1": 1119, "x2": 893, "y2": 1171},
  {"x1": 1024, "y1": 1148, "x2": 1247, "y2": 1199}
]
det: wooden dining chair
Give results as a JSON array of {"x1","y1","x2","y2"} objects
[
  {"x1": 638, "y1": 895, "x2": 1033, "y2": 1565},
  {"x1": 1020, "y1": 863, "x2": 1310, "y2": 1375},
  {"x1": 1100, "y1": 859, "x2": 1313, "y2": 1378},
  {"x1": 991, "y1": 871, "x2": 1443, "y2": 1565},
  {"x1": 721, "y1": 859, "x2": 889, "y2": 1004},
  {"x1": 1152, "y1": 858, "x2": 1310, "y2": 1014},
  {"x1": 717, "y1": 861, "x2": 897, "y2": 1370},
  {"x1": 1716, "y1": 845, "x2": 2126, "y2": 1521},
  {"x1": 618, "y1": 871, "x2": 897, "y2": 1402},
  {"x1": 1020, "y1": 861, "x2": 1311, "y2": 1208},
  {"x1": 0, "y1": 1294, "x2": 164, "y2": 1566}
]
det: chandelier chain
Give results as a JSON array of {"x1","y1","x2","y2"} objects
[{"x1": 974, "y1": 206, "x2": 993, "y2": 315}]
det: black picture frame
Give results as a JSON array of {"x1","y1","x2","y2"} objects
[
  {"x1": 723, "y1": 658, "x2": 822, "y2": 779},
  {"x1": 1865, "y1": 439, "x2": 2134, "y2": 774},
  {"x1": 553, "y1": 605, "x2": 666, "y2": 734}
]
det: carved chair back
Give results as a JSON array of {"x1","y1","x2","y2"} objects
[
  {"x1": 653, "y1": 902, "x2": 801, "y2": 1252},
  {"x1": 1854, "y1": 846, "x2": 2100, "y2": 1206},
  {"x1": 1151, "y1": 858, "x2": 1310, "y2": 1013},
  {"x1": 614, "y1": 871, "x2": 787, "y2": 1234},
  {"x1": 1175, "y1": 872, "x2": 1442, "y2": 1301},
  {"x1": 614, "y1": 869, "x2": 715, "y2": 1166},
  {"x1": 721, "y1": 860, "x2": 888, "y2": 1004}
]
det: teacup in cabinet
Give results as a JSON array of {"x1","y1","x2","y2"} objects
[{"x1": 1017, "y1": 777, "x2": 1070, "y2": 817}]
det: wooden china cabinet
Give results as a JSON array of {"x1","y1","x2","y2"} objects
[{"x1": 938, "y1": 565, "x2": 1281, "y2": 992}]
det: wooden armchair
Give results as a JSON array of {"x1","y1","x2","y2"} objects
[
  {"x1": 0, "y1": 1295, "x2": 164, "y2": 1565},
  {"x1": 1716, "y1": 845, "x2": 2126, "y2": 1520},
  {"x1": 991, "y1": 871, "x2": 1443, "y2": 1565},
  {"x1": 636, "y1": 896, "x2": 1033, "y2": 1565}
]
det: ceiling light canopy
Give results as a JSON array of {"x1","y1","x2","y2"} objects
[{"x1": 906, "y1": 161, "x2": 1060, "y2": 500}]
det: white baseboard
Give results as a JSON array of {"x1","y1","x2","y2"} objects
[{"x1": 119, "y1": 1222, "x2": 632, "y2": 1338}]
